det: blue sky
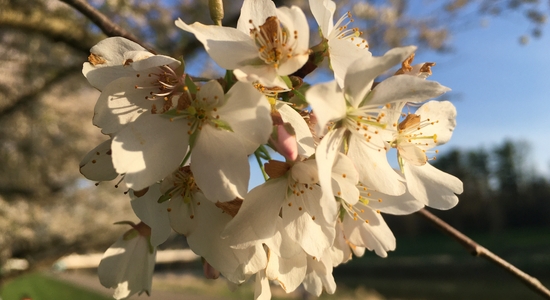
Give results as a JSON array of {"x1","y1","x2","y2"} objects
[{"x1": 413, "y1": 13, "x2": 550, "y2": 176}]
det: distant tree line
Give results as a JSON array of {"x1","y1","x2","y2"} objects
[{"x1": 387, "y1": 139, "x2": 550, "y2": 236}]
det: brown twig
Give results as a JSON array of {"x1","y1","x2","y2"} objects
[
  {"x1": 417, "y1": 208, "x2": 550, "y2": 299},
  {"x1": 59, "y1": 0, "x2": 155, "y2": 53}
]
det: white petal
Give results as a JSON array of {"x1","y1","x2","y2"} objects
[
  {"x1": 218, "y1": 81, "x2": 272, "y2": 153},
  {"x1": 282, "y1": 190, "x2": 334, "y2": 258},
  {"x1": 328, "y1": 37, "x2": 372, "y2": 88},
  {"x1": 186, "y1": 200, "x2": 248, "y2": 283},
  {"x1": 367, "y1": 75, "x2": 450, "y2": 106},
  {"x1": 130, "y1": 184, "x2": 171, "y2": 247},
  {"x1": 79, "y1": 139, "x2": 118, "y2": 181},
  {"x1": 344, "y1": 46, "x2": 417, "y2": 107},
  {"x1": 223, "y1": 178, "x2": 288, "y2": 244},
  {"x1": 347, "y1": 133, "x2": 405, "y2": 195},
  {"x1": 329, "y1": 221, "x2": 353, "y2": 266},
  {"x1": 191, "y1": 125, "x2": 250, "y2": 202},
  {"x1": 331, "y1": 153, "x2": 360, "y2": 204},
  {"x1": 343, "y1": 207, "x2": 395, "y2": 257},
  {"x1": 93, "y1": 76, "x2": 163, "y2": 135},
  {"x1": 291, "y1": 159, "x2": 319, "y2": 184},
  {"x1": 303, "y1": 254, "x2": 336, "y2": 296},
  {"x1": 306, "y1": 81, "x2": 346, "y2": 135},
  {"x1": 365, "y1": 189, "x2": 424, "y2": 215},
  {"x1": 415, "y1": 100, "x2": 457, "y2": 146},
  {"x1": 309, "y1": 0, "x2": 336, "y2": 36},
  {"x1": 234, "y1": 64, "x2": 288, "y2": 89},
  {"x1": 84, "y1": 37, "x2": 147, "y2": 90},
  {"x1": 168, "y1": 193, "x2": 199, "y2": 236},
  {"x1": 176, "y1": 19, "x2": 260, "y2": 70},
  {"x1": 128, "y1": 54, "x2": 180, "y2": 71},
  {"x1": 112, "y1": 114, "x2": 189, "y2": 190},
  {"x1": 398, "y1": 141, "x2": 428, "y2": 166},
  {"x1": 98, "y1": 234, "x2": 155, "y2": 299},
  {"x1": 254, "y1": 270, "x2": 272, "y2": 300},
  {"x1": 404, "y1": 162, "x2": 463, "y2": 210},
  {"x1": 237, "y1": 0, "x2": 278, "y2": 33},
  {"x1": 275, "y1": 6, "x2": 310, "y2": 75},
  {"x1": 266, "y1": 248, "x2": 307, "y2": 292},
  {"x1": 315, "y1": 127, "x2": 346, "y2": 220},
  {"x1": 83, "y1": 64, "x2": 137, "y2": 91},
  {"x1": 196, "y1": 80, "x2": 226, "y2": 107},
  {"x1": 276, "y1": 102, "x2": 315, "y2": 158},
  {"x1": 89, "y1": 37, "x2": 146, "y2": 66}
]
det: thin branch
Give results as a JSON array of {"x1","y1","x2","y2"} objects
[
  {"x1": 417, "y1": 208, "x2": 550, "y2": 299},
  {"x1": 59, "y1": 0, "x2": 155, "y2": 53}
]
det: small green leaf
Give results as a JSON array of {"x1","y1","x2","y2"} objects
[
  {"x1": 158, "y1": 193, "x2": 172, "y2": 203},
  {"x1": 188, "y1": 128, "x2": 200, "y2": 149},
  {"x1": 224, "y1": 70, "x2": 235, "y2": 92},
  {"x1": 123, "y1": 229, "x2": 139, "y2": 240},
  {"x1": 185, "y1": 75, "x2": 197, "y2": 94},
  {"x1": 281, "y1": 75, "x2": 293, "y2": 89},
  {"x1": 147, "y1": 237, "x2": 155, "y2": 254},
  {"x1": 211, "y1": 119, "x2": 233, "y2": 132}
]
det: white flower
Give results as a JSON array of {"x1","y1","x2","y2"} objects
[
  {"x1": 163, "y1": 167, "x2": 267, "y2": 283},
  {"x1": 307, "y1": 46, "x2": 450, "y2": 199},
  {"x1": 389, "y1": 100, "x2": 463, "y2": 209},
  {"x1": 223, "y1": 154, "x2": 357, "y2": 258},
  {"x1": 309, "y1": 0, "x2": 371, "y2": 87},
  {"x1": 110, "y1": 80, "x2": 272, "y2": 201},
  {"x1": 98, "y1": 222, "x2": 156, "y2": 300},
  {"x1": 176, "y1": 0, "x2": 309, "y2": 88},
  {"x1": 302, "y1": 251, "x2": 337, "y2": 296},
  {"x1": 84, "y1": 37, "x2": 182, "y2": 135}
]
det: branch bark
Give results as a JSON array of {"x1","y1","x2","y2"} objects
[
  {"x1": 417, "y1": 208, "x2": 550, "y2": 299},
  {"x1": 59, "y1": 0, "x2": 155, "y2": 53}
]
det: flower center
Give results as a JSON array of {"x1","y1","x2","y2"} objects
[
  {"x1": 329, "y1": 12, "x2": 368, "y2": 49},
  {"x1": 394, "y1": 113, "x2": 439, "y2": 147},
  {"x1": 134, "y1": 65, "x2": 184, "y2": 103},
  {"x1": 163, "y1": 167, "x2": 201, "y2": 220},
  {"x1": 344, "y1": 107, "x2": 389, "y2": 152},
  {"x1": 249, "y1": 16, "x2": 298, "y2": 68}
]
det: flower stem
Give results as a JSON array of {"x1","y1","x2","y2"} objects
[{"x1": 254, "y1": 150, "x2": 269, "y2": 182}]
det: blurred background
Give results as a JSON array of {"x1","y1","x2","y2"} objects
[{"x1": 1, "y1": 0, "x2": 550, "y2": 299}]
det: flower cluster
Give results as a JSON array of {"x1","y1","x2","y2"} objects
[{"x1": 79, "y1": 0, "x2": 463, "y2": 299}]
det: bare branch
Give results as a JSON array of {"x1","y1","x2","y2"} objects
[
  {"x1": 59, "y1": 0, "x2": 155, "y2": 53},
  {"x1": 417, "y1": 208, "x2": 550, "y2": 299}
]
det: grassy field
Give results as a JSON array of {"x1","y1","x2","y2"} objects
[{"x1": 0, "y1": 272, "x2": 112, "y2": 300}]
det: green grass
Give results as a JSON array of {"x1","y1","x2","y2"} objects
[{"x1": 1, "y1": 272, "x2": 112, "y2": 300}]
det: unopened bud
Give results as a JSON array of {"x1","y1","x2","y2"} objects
[
  {"x1": 203, "y1": 260, "x2": 220, "y2": 279},
  {"x1": 209, "y1": 0, "x2": 224, "y2": 26}
]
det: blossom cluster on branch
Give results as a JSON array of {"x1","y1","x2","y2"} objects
[{"x1": 79, "y1": 0, "x2": 463, "y2": 299}]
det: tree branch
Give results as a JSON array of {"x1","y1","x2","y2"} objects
[
  {"x1": 59, "y1": 0, "x2": 155, "y2": 53},
  {"x1": 417, "y1": 208, "x2": 550, "y2": 299}
]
